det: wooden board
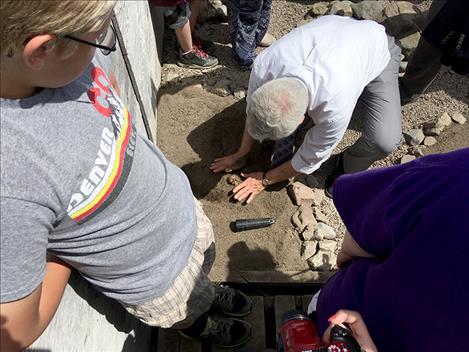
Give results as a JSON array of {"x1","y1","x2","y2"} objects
[
  {"x1": 302, "y1": 294, "x2": 314, "y2": 313},
  {"x1": 155, "y1": 293, "x2": 321, "y2": 351},
  {"x1": 179, "y1": 336, "x2": 202, "y2": 352},
  {"x1": 210, "y1": 270, "x2": 333, "y2": 285},
  {"x1": 243, "y1": 296, "x2": 266, "y2": 351},
  {"x1": 274, "y1": 296, "x2": 296, "y2": 332}
]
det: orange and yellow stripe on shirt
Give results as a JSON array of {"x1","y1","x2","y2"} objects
[{"x1": 69, "y1": 108, "x2": 132, "y2": 222}]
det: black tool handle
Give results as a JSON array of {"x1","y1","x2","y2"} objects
[{"x1": 233, "y1": 218, "x2": 275, "y2": 231}]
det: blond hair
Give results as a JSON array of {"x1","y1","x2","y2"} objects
[{"x1": 1, "y1": 0, "x2": 116, "y2": 57}]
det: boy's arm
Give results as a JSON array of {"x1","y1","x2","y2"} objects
[{"x1": 1, "y1": 258, "x2": 71, "y2": 351}]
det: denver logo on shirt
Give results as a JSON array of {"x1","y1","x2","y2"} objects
[{"x1": 67, "y1": 66, "x2": 137, "y2": 223}]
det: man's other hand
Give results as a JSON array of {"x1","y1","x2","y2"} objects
[
  {"x1": 232, "y1": 172, "x2": 265, "y2": 204},
  {"x1": 210, "y1": 153, "x2": 246, "y2": 173}
]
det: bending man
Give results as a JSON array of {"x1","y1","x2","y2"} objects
[{"x1": 211, "y1": 15, "x2": 402, "y2": 202}]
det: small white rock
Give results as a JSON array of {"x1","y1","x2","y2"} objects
[
  {"x1": 452, "y1": 112, "x2": 467, "y2": 124},
  {"x1": 307, "y1": 249, "x2": 337, "y2": 271},
  {"x1": 318, "y1": 239, "x2": 336, "y2": 252},
  {"x1": 212, "y1": 79, "x2": 232, "y2": 97},
  {"x1": 399, "y1": 61, "x2": 408, "y2": 73},
  {"x1": 403, "y1": 129, "x2": 425, "y2": 146},
  {"x1": 423, "y1": 136, "x2": 437, "y2": 146},
  {"x1": 397, "y1": 1, "x2": 416, "y2": 14},
  {"x1": 233, "y1": 88, "x2": 245, "y2": 100},
  {"x1": 407, "y1": 145, "x2": 426, "y2": 157},
  {"x1": 310, "y1": 2, "x2": 329, "y2": 16},
  {"x1": 301, "y1": 224, "x2": 317, "y2": 241},
  {"x1": 401, "y1": 154, "x2": 416, "y2": 163},
  {"x1": 329, "y1": 0, "x2": 353, "y2": 16},
  {"x1": 314, "y1": 222, "x2": 336, "y2": 240},
  {"x1": 312, "y1": 189, "x2": 325, "y2": 207},
  {"x1": 438, "y1": 112, "x2": 452, "y2": 127},
  {"x1": 165, "y1": 72, "x2": 179, "y2": 83},
  {"x1": 312, "y1": 207, "x2": 328, "y2": 224},
  {"x1": 301, "y1": 241, "x2": 318, "y2": 261}
]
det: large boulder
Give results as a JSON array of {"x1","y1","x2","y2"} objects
[
  {"x1": 399, "y1": 31, "x2": 421, "y2": 59},
  {"x1": 329, "y1": 1, "x2": 354, "y2": 17},
  {"x1": 351, "y1": 1, "x2": 389, "y2": 22},
  {"x1": 307, "y1": 2, "x2": 330, "y2": 18}
]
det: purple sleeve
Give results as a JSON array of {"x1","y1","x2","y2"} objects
[
  {"x1": 332, "y1": 164, "x2": 403, "y2": 257},
  {"x1": 332, "y1": 149, "x2": 469, "y2": 257}
]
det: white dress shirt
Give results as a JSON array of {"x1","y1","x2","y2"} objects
[{"x1": 247, "y1": 15, "x2": 390, "y2": 174}]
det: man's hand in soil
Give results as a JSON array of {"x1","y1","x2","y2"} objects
[
  {"x1": 232, "y1": 172, "x2": 265, "y2": 204},
  {"x1": 210, "y1": 153, "x2": 247, "y2": 173},
  {"x1": 210, "y1": 126, "x2": 255, "y2": 173}
]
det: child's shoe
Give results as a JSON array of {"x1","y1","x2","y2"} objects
[
  {"x1": 212, "y1": 285, "x2": 253, "y2": 317},
  {"x1": 180, "y1": 314, "x2": 251, "y2": 348},
  {"x1": 177, "y1": 46, "x2": 218, "y2": 69}
]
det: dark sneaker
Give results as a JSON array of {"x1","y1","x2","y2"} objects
[
  {"x1": 180, "y1": 315, "x2": 251, "y2": 348},
  {"x1": 324, "y1": 152, "x2": 345, "y2": 199},
  {"x1": 192, "y1": 34, "x2": 216, "y2": 55},
  {"x1": 212, "y1": 285, "x2": 253, "y2": 317},
  {"x1": 177, "y1": 46, "x2": 218, "y2": 69}
]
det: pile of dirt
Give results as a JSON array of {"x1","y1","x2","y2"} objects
[{"x1": 156, "y1": 0, "x2": 469, "y2": 281}]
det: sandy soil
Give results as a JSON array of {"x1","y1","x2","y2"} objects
[{"x1": 156, "y1": 1, "x2": 469, "y2": 281}]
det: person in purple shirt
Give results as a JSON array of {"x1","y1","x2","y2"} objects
[{"x1": 314, "y1": 147, "x2": 469, "y2": 351}]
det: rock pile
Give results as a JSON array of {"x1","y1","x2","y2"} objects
[
  {"x1": 401, "y1": 111, "x2": 467, "y2": 162},
  {"x1": 288, "y1": 182, "x2": 337, "y2": 271}
]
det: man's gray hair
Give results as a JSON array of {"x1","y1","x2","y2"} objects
[{"x1": 246, "y1": 77, "x2": 309, "y2": 141}]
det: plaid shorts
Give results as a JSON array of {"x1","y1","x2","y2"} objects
[{"x1": 121, "y1": 199, "x2": 216, "y2": 328}]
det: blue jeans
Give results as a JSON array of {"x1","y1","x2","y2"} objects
[{"x1": 227, "y1": 0, "x2": 273, "y2": 67}]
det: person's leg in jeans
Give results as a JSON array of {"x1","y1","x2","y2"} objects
[
  {"x1": 227, "y1": 0, "x2": 263, "y2": 68},
  {"x1": 399, "y1": 0, "x2": 446, "y2": 104},
  {"x1": 255, "y1": 0, "x2": 273, "y2": 46},
  {"x1": 343, "y1": 37, "x2": 403, "y2": 173}
]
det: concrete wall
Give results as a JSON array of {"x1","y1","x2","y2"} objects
[
  {"x1": 112, "y1": 0, "x2": 162, "y2": 142},
  {"x1": 28, "y1": 272, "x2": 155, "y2": 352},
  {"x1": 29, "y1": 2, "x2": 164, "y2": 351}
]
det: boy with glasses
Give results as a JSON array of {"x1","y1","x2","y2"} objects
[{"x1": 0, "y1": 1, "x2": 250, "y2": 350}]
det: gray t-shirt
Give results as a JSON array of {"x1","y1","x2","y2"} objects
[{"x1": 0, "y1": 55, "x2": 197, "y2": 304}]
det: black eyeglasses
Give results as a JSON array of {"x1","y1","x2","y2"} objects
[{"x1": 64, "y1": 25, "x2": 117, "y2": 55}]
